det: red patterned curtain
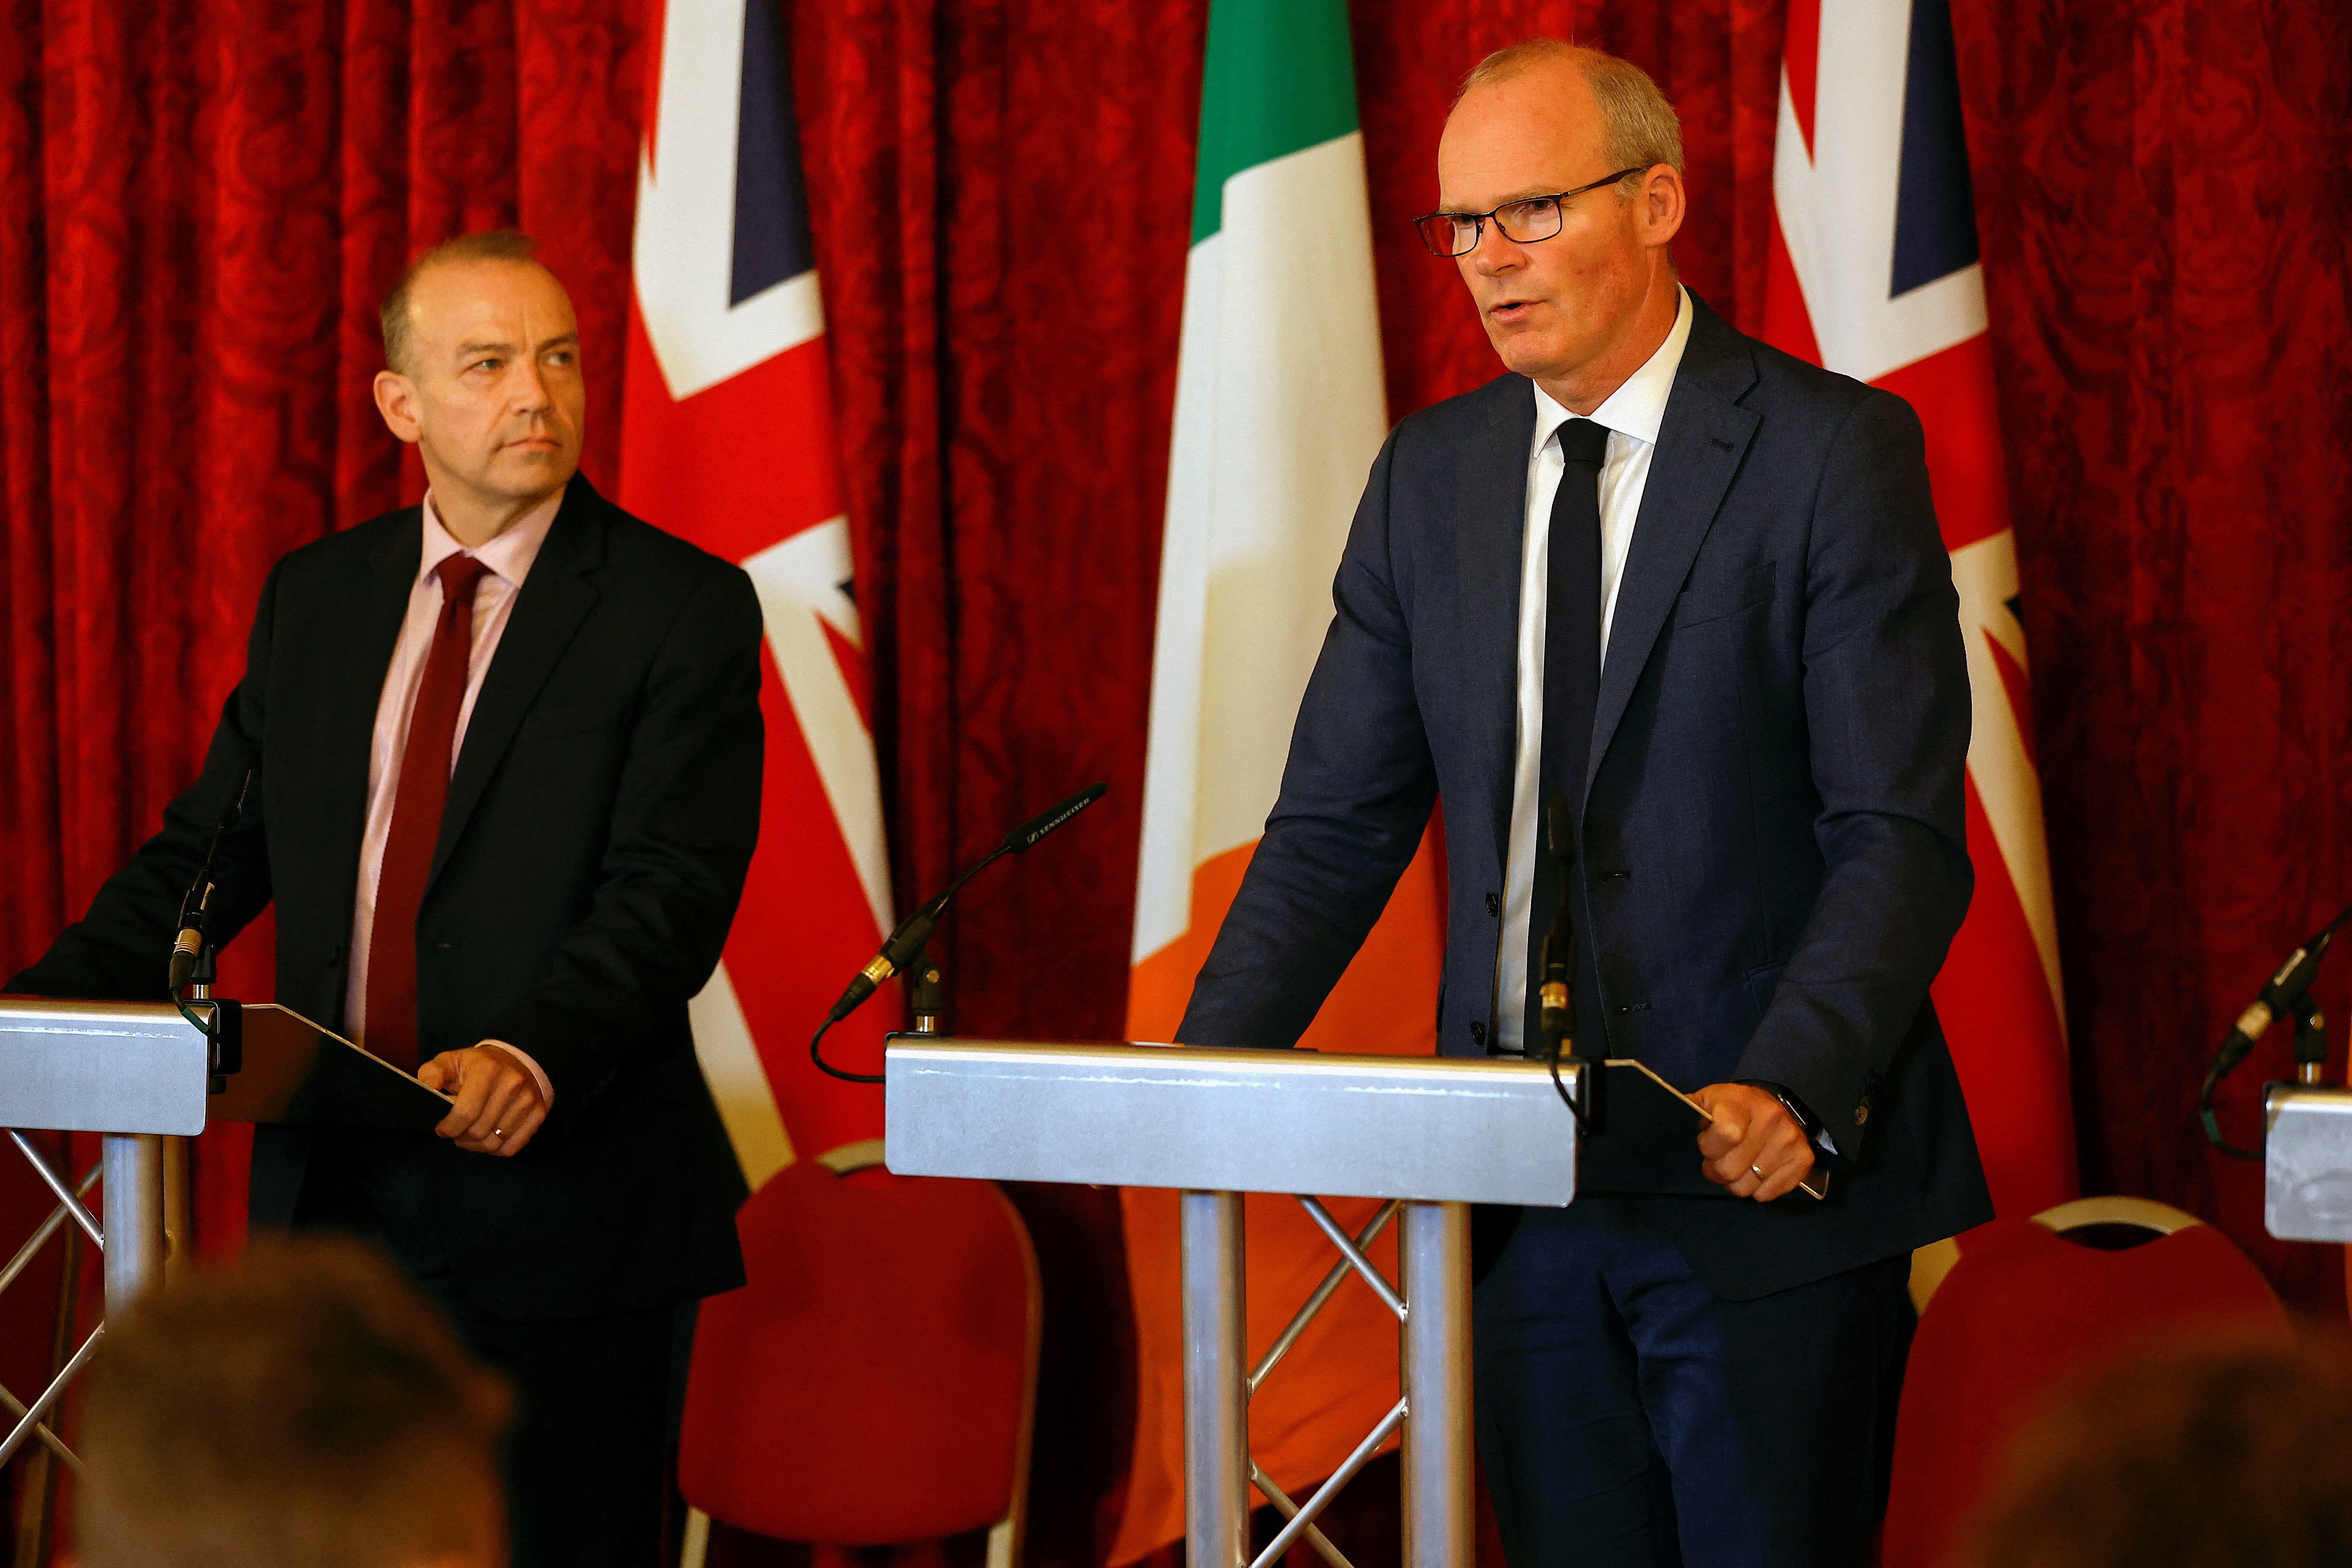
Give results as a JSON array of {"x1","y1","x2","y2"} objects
[
  {"x1": 1957, "y1": 0, "x2": 2352, "y2": 1318},
  {"x1": 2, "y1": 0, "x2": 2348, "y2": 1562}
]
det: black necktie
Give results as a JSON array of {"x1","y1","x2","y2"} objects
[{"x1": 1524, "y1": 417, "x2": 1610, "y2": 1054}]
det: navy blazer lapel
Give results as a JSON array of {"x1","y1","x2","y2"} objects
[
  {"x1": 430, "y1": 479, "x2": 606, "y2": 885},
  {"x1": 1458, "y1": 375, "x2": 1537, "y2": 870},
  {"x1": 1588, "y1": 300, "x2": 1760, "y2": 789}
]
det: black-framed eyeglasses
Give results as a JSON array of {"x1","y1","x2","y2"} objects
[{"x1": 1413, "y1": 167, "x2": 1649, "y2": 258}]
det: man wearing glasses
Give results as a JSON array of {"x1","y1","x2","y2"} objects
[{"x1": 1178, "y1": 40, "x2": 1990, "y2": 1567}]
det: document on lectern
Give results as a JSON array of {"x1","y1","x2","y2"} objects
[
  {"x1": 208, "y1": 1004, "x2": 454, "y2": 1131},
  {"x1": 1579, "y1": 1059, "x2": 1829, "y2": 1201}
]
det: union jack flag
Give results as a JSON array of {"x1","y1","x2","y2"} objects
[
  {"x1": 621, "y1": 0, "x2": 891, "y2": 1183},
  {"x1": 1767, "y1": 0, "x2": 2076, "y2": 1217}
]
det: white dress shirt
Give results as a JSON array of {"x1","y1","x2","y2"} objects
[
  {"x1": 344, "y1": 489, "x2": 563, "y2": 1103},
  {"x1": 1494, "y1": 287, "x2": 1694, "y2": 1052}
]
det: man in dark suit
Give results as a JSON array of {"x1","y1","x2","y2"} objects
[
  {"x1": 8, "y1": 231, "x2": 763, "y2": 1568},
  {"x1": 1178, "y1": 42, "x2": 1993, "y2": 1567}
]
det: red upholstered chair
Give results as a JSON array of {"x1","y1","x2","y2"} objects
[
  {"x1": 1880, "y1": 1197, "x2": 2290, "y2": 1568},
  {"x1": 678, "y1": 1140, "x2": 1040, "y2": 1563}
]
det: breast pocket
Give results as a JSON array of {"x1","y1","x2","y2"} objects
[{"x1": 1672, "y1": 561, "x2": 1776, "y2": 628}]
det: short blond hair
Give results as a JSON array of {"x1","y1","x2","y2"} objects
[
  {"x1": 77, "y1": 1236, "x2": 512, "y2": 1568},
  {"x1": 379, "y1": 229, "x2": 544, "y2": 374},
  {"x1": 1457, "y1": 40, "x2": 1685, "y2": 192}
]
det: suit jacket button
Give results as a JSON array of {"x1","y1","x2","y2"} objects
[
  {"x1": 1484, "y1": 892, "x2": 1499, "y2": 917},
  {"x1": 1854, "y1": 1100, "x2": 1871, "y2": 1125},
  {"x1": 1470, "y1": 1021, "x2": 1487, "y2": 1046}
]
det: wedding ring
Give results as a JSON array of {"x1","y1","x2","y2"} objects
[{"x1": 1750, "y1": 1165, "x2": 1766, "y2": 1180}]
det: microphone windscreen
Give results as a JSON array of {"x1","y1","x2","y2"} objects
[{"x1": 1009, "y1": 782, "x2": 1107, "y2": 851}]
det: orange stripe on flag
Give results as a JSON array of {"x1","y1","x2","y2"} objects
[
  {"x1": 1125, "y1": 816, "x2": 1447, "y2": 1050},
  {"x1": 1112, "y1": 817, "x2": 1446, "y2": 1560}
]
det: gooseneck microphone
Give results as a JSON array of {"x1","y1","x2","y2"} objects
[
  {"x1": 2201, "y1": 900, "x2": 2352, "y2": 1158},
  {"x1": 813, "y1": 782, "x2": 1108, "y2": 1083},
  {"x1": 169, "y1": 765, "x2": 254, "y2": 994},
  {"x1": 2216, "y1": 932, "x2": 2335, "y2": 1078}
]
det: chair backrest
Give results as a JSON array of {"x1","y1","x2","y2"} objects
[
  {"x1": 678, "y1": 1148, "x2": 1040, "y2": 1545},
  {"x1": 1881, "y1": 1205, "x2": 2289, "y2": 1568}
]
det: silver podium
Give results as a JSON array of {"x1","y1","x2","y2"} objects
[
  {"x1": 885, "y1": 1037, "x2": 1581, "y2": 1567},
  {"x1": 0, "y1": 996, "x2": 216, "y2": 1472},
  {"x1": 2264, "y1": 1082, "x2": 2352, "y2": 1242}
]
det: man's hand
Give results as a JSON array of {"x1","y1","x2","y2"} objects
[
  {"x1": 417, "y1": 1044, "x2": 548, "y2": 1157},
  {"x1": 1691, "y1": 1083, "x2": 1814, "y2": 1203}
]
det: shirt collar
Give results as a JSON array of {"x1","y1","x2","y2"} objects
[
  {"x1": 417, "y1": 486, "x2": 564, "y2": 590},
  {"x1": 1530, "y1": 284, "x2": 1695, "y2": 452}
]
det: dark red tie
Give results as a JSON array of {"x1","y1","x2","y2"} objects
[{"x1": 365, "y1": 554, "x2": 491, "y2": 1070}]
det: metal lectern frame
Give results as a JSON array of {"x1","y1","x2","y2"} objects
[
  {"x1": 0, "y1": 997, "x2": 214, "y2": 1472},
  {"x1": 884, "y1": 1038, "x2": 1581, "y2": 1567},
  {"x1": 2265, "y1": 1082, "x2": 2352, "y2": 1243}
]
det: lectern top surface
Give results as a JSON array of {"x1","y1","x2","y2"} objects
[
  {"x1": 882, "y1": 1035, "x2": 1583, "y2": 1205},
  {"x1": 0, "y1": 998, "x2": 198, "y2": 1034},
  {"x1": 0, "y1": 997, "x2": 209, "y2": 1136}
]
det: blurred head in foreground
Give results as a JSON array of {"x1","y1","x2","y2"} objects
[
  {"x1": 1969, "y1": 1336, "x2": 2352, "y2": 1568},
  {"x1": 77, "y1": 1235, "x2": 512, "y2": 1568}
]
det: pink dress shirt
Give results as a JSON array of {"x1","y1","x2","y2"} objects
[{"x1": 344, "y1": 490, "x2": 562, "y2": 1106}]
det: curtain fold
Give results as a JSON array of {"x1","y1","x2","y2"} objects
[{"x1": 1954, "y1": 0, "x2": 2352, "y2": 1310}]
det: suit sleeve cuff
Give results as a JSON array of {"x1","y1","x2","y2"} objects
[{"x1": 480, "y1": 1040, "x2": 555, "y2": 1109}]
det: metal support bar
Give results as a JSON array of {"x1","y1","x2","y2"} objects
[
  {"x1": 102, "y1": 1133, "x2": 165, "y2": 1315},
  {"x1": 885, "y1": 1038, "x2": 1571, "y2": 1562},
  {"x1": 1250, "y1": 1462, "x2": 1357, "y2": 1568},
  {"x1": 163, "y1": 1133, "x2": 192, "y2": 1282},
  {"x1": 1296, "y1": 1195, "x2": 1406, "y2": 1320},
  {"x1": 1250, "y1": 1399, "x2": 1408, "y2": 1568},
  {"x1": 8, "y1": 1132, "x2": 103, "y2": 1250},
  {"x1": 0, "y1": 1328, "x2": 102, "y2": 1470},
  {"x1": 0, "y1": 1375, "x2": 82, "y2": 1474},
  {"x1": 0, "y1": 1160, "x2": 99, "y2": 1299},
  {"x1": 1182, "y1": 1191, "x2": 1249, "y2": 1568},
  {"x1": 1249, "y1": 1200, "x2": 1400, "y2": 1395},
  {"x1": 1399, "y1": 1201, "x2": 1473, "y2": 1568}
]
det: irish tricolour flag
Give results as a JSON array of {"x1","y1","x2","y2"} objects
[{"x1": 1114, "y1": 0, "x2": 1446, "y2": 1554}]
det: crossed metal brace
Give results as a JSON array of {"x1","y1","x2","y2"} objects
[
  {"x1": 0, "y1": 1130, "x2": 107, "y2": 1475},
  {"x1": 1239, "y1": 1196, "x2": 1408, "y2": 1568}
]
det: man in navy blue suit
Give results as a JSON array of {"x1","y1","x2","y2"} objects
[{"x1": 1177, "y1": 40, "x2": 1993, "y2": 1568}]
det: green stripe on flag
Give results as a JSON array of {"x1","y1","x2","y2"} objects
[{"x1": 1190, "y1": 0, "x2": 1362, "y2": 245}]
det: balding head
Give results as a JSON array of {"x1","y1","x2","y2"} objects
[
  {"x1": 1435, "y1": 41, "x2": 1687, "y2": 412},
  {"x1": 1456, "y1": 41, "x2": 1685, "y2": 191},
  {"x1": 370, "y1": 230, "x2": 586, "y2": 546},
  {"x1": 380, "y1": 230, "x2": 549, "y2": 377}
]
